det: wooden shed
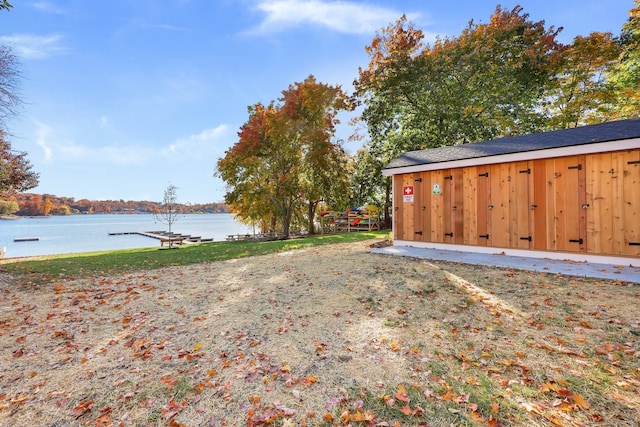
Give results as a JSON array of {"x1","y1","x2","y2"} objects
[{"x1": 382, "y1": 118, "x2": 640, "y2": 265}]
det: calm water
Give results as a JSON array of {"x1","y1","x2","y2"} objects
[{"x1": 0, "y1": 214, "x2": 252, "y2": 258}]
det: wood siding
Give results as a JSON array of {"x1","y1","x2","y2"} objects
[{"x1": 393, "y1": 149, "x2": 640, "y2": 258}]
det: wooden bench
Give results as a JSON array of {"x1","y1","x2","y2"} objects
[{"x1": 160, "y1": 237, "x2": 184, "y2": 246}]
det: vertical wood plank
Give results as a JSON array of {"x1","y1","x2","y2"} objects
[
  {"x1": 531, "y1": 159, "x2": 548, "y2": 250},
  {"x1": 622, "y1": 149, "x2": 640, "y2": 256},
  {"x1": 430, "y1": 169, "x2": 445, "y2": 242},
  {"x1": 489, "y1": 163, "x2": 510, "y2": 248},
  {"x1": 442, "y1": 169, "x2": 453, "y2": 243},
  {"x1": 412, "y1": 173, "x2": 424, "y2": 242},
  {"x1": 463, "y1": 167, "x2": 478, "y2": 245},
  {"x1": 578, "y1": 154, "x2": 587, "y2": 253},
  {"x1": 586, "y1": 153, "x2": 613, "y2": 254},
  {"x1": 514, "y1": 161, "x2": 531, "y2": 249},
  {"x1": 477, "y1": 165, "x2": 489, "y2": 246},
  {"x1": 554, "y1": 156, "x2": 581, "y2": 252},
  {"x1": 453, "y1": 168, "x2": 465, "y2": 244}
]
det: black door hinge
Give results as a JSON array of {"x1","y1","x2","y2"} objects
[
  {"x1": 520, "y1": 236, "x2": 532, "y2": 242},
  {"x1": 569, "y1": 238, "x2": 584, "y2": 244}
]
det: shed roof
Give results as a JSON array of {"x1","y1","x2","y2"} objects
[{"x1": 383, "y1": 118, "x2": 640, "y2": 170}]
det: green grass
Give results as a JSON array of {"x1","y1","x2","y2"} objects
[{"x1": 0, "y1": 231, "x2": 387, "y2": 283}]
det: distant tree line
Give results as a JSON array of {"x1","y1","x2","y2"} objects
[
  {"x1": 217, "y1": 2, "x2": 639, "y2": 237},
  {"x1": 2, "y1": 193, "x2": 229, "y2": 217}
]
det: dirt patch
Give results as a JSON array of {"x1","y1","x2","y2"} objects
[{"x1": 0, "y1": 239, "x2": 638, "y2": 426}]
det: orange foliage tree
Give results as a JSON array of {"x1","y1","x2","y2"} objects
[{"x1": 217, "y1": 76, "x2": 351, "y2": 237}]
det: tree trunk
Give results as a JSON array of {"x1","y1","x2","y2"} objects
[
  {"x1": 307, "y1": 200, "x2": 319, "y2": 235},
  {"x1": 384, "y1": 176, "x2": 392, "y2": 229}
]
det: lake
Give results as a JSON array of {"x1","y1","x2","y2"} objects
[{"x1": 0, "y1": 214, "x2": 252, "y2": 259}]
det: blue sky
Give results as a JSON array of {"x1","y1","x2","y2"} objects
[{"x1": 1, "y1": 1, "x2": 634, "y2": 204}]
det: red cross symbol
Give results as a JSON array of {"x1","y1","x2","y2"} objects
[{"x1": 403, "y1": 185, "x2": 414, "y2": 195}]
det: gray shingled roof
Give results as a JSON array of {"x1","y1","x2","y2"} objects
[{"x1": 383, "y1": 118, "x2": 640, "y2": 170}]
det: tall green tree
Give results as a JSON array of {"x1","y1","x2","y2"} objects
[
  {"x1": 279, "y1": 76, "x2": 351, "y2": 234},
  {"x1": 217, "y1": 76, "x2": 351, "y2": 237},
  {"x1": 353, "y1": 7, "x2": 562, "y2": 221},
  {"x1": 545, "y1": 32, "x2": 621, "y2": 128},
  {"x1": 355, "y1": 7, "x2": 562, "y2": 155},
  {"x1": 607, "y1": 0, "x2": 640, "y2": 119}
]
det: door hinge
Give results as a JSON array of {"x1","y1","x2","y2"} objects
[
  {"x1": 568, "y1": 164, "x2": 582, "y2": 170},
  {"x1": 478, "y1": 172, "x2": 489, "y2": 177},
  {"x1": 415, "y1": 231, "x2": 423, "y2": 235},
  {"x1": 445, "y1": 232, "x2": 453, "y2": 237},
  {"x1": 569, "y1": 238, "x2": 584, "y2": 244},
  {"x1": 444, "y1": 175, "x2": 453, "y2": 180},
  {"x1": 414, "y1": 177, "x2": 423, "y2": 182},
  {"x1": 629, "y1": 242, "x2": 640, "y2": 246},
  {"x1": 628, "y1": 160, "x2": 640, "y2": 165},
  {"x1": 519, "y1": 168, "x2": 531, "y2": 174},
  {"x1": 479, "y1": 234, "x2": 490, "y2": 239},
  {"x1": 520, "y1": 236, "x2": 532, "y2": 242}
]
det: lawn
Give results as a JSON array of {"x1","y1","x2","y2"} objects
[{"x1": 0, "y1": 235, "x2": 638, "y2": 426}]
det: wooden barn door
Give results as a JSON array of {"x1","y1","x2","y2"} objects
[
  {"x1": 623, "y1": 150, "x2": 640, "y2": 256},
  {"x1": 393, "y1": 174, "x2": 414, "y2": 241},
  {"x1": 586, "y1": 149, "x2": 640, "y2": 256},
  {"x1": 553, "y1": 156, "x2": 586, "y2": 253},
  {"x1": 476, "y1": 166, "x2": 490, "y2": 246},
  {"x1": 414, "y1": 173, "x2": 429, "y2": 242},
  {"x1": 512, "y1": 162, "x2": 533, "y2": 249}
]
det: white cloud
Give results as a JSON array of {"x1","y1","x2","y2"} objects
[
  {"x1": 32, "y1": 1, "x2": 66, "y2": 14},
  {"x1": 34, "y1": 120, "x2": 54, "y2": 164},
  {"x1": 162, "y1": 125, "x2": 231, "y2": 160},
  {"x1": 32, "y1": 119, "x2": 154, "y2": 166},
  {"x1": 252, "y1": 0, "x2": 417, "y2": 34},
  {"x1": 0, "y1": 33, "x2": 67, "y2": 59}
]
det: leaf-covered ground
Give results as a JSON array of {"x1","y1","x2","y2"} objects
[{"x1": 1, "y1": 239, "x2": 638, "y2": 426}]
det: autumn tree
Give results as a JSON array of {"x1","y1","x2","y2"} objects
[
  {"x1": 1, "y1": 42, "x2": 39, "y2": 196},
  {"x1": 217, "y1": 76, "x2": 351, "y2": 238},
  {"x1": 279, "y1": 76, "x2": 352, "y2": 234},
  {"x1": 0, "y1": 197, "x2": 18, "y2": 214},
  {"x1": 0, "y1": 134, "x2": 39, "y2": 196}
]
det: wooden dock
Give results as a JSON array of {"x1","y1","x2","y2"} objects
[
  {"x1": 108, "y1": 231, "x2": 214, "y2": 245},
  {"x1": 14, "y1": 237, "x2": 39, "y2": 242}
]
